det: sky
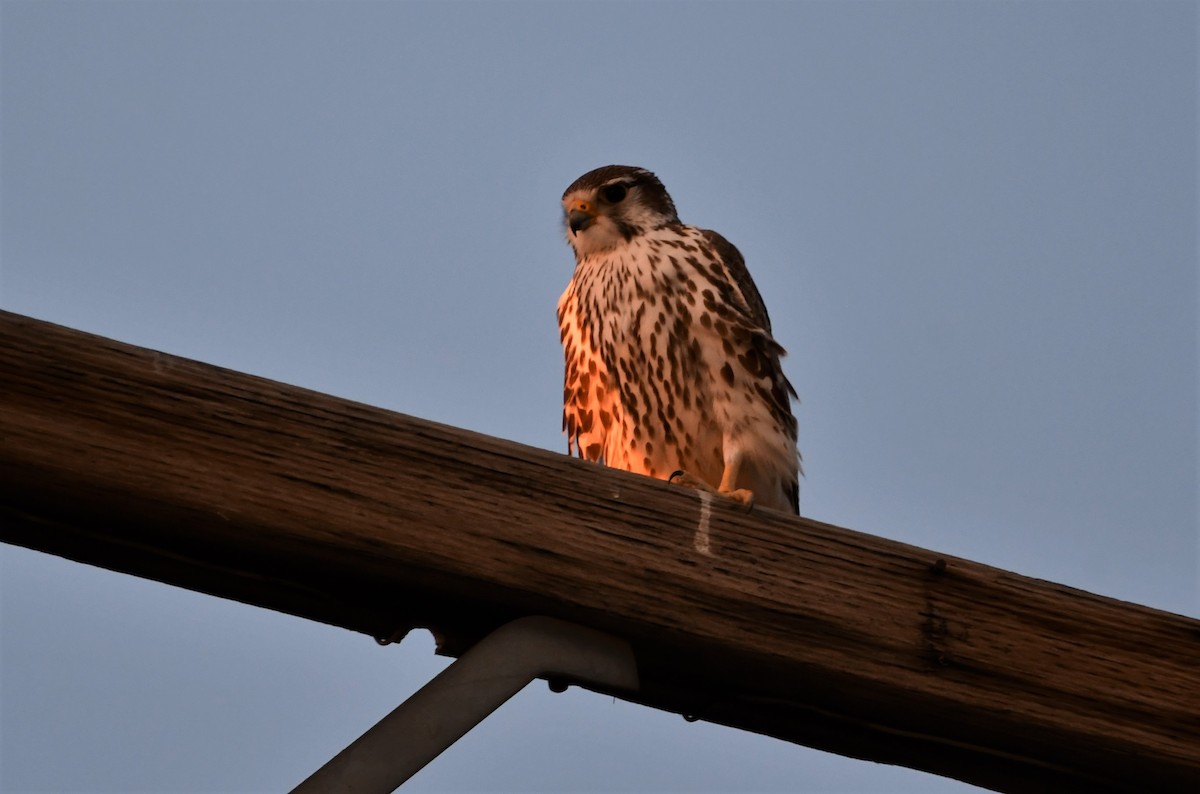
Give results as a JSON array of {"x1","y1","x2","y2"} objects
[{"x1": 1, "y1": 1, "x2": 1196, "y2": 792}]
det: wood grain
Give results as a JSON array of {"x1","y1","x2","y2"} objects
[{"x1": 1, "y1": 310, "x2": 1196, "y2": 792}]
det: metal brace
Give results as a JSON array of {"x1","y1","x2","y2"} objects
[{"x1": 291, "y1": 616, "x2": 640, "y2": 793}]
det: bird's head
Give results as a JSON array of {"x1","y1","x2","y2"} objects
[{"x1": 561, "y1": 165, "x2": 679, "y2": 260}]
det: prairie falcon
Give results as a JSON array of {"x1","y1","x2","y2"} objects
[{"x1": 557, "y1": 165, "x2": 800, "y2": 513}]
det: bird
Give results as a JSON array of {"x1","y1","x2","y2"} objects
[{"x1": 556, "y1": 165, "x2": 800, "y2": 514}]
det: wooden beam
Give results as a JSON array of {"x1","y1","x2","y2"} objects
[{"x1": 1, "y1": 309, "x2": 1196, "y2": 792}]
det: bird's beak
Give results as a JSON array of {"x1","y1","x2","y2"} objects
[{"x1": 567, "y1": 199, "x2": 596, "y2": 235}]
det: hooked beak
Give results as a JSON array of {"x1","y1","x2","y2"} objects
[{"x1": 566, "y1": 200, "x2": 596, "y2": 235}]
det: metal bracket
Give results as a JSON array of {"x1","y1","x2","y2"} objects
[{"x1": 291, "y1": 616, "x2": 640, "y2": 793}]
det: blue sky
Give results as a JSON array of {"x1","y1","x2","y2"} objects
[{"x1": 2, "y1": 1, "x2": 1195, "y2": 791}]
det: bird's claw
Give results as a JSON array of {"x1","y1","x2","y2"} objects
[
  {"x1": 669, "y1": 470, "x2": 755, "y2": 513},
  {"x1": 724, "y1": 488, "x2": 755, "y2": 513}
]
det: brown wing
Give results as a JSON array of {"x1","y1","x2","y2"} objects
[
  {"x1": 699, "y1": 228, "x2": 798, "y2": 405},
  {"x1": 698, "y1": 225, "x2": 801, "y2": 512},
  {"x1": 700, "y1": 229, "x2": 775, "y2": 334}
]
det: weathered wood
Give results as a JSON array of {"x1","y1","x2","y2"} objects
[{"x1": 1, "y1": 309, "x2": 1196, "y2": 792}]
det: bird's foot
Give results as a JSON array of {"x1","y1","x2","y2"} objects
[{"x1": 669, "y1": 470, "x2": 754, "y2": 512}]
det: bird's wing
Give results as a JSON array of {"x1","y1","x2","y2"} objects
[{"x1": 699, "y1": 228, "x2": 774, "y2": 334}]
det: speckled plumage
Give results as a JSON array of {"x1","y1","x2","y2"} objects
[{"x1": 557, "y1": 165, "x2": 800, "y2": 513}]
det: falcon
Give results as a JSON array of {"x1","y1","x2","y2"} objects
[{"x1": 557, "y1": 165, "x2": 800, "y2": 514}]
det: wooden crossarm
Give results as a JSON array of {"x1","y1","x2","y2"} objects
[{"x1": 1, "y1": 309, "x2": 1197, "y2": 792}]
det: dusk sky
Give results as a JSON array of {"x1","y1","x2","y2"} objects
[{"x1": 2, "y1": 1, "x2": 1195, "y2": 792}]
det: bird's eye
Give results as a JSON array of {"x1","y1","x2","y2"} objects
[{"x1": 601, "y1": 183, "x2": 628, "y2": 203}]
